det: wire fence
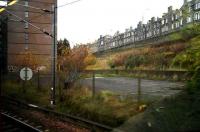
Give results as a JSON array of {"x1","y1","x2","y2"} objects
[
  {"x1": 77, "y1": 70, "x2": 188, "y2": 102},
  {"x1": 1, "y1": 70, "x2": 189, "y2": 103}
]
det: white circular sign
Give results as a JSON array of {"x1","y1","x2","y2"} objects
[{"x1": 20, "y1": 67, "x2": 33, "y2": 81}]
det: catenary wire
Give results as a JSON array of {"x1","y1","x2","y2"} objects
[{"x1": 56, "y1": 0, "x2": 83, "y2": 8}]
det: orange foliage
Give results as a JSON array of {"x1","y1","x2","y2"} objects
[
  {"x1": 84, "y1": 54, "x2": 96, "y2": 66},
  {"x1": 16, "y1": 50, "x2": 40, "y2": 70},
  {"x1": 110, "y1": 43, "x2": 186, "y2": 69},
  {"x1": 58, "y1": 45, "x2": 92, "y2": 83}
]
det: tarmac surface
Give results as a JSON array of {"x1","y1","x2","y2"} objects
[{"x1": 80, "y1": 77, "x2": 185, "y2": 100}]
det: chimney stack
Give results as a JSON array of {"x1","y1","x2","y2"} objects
[{"x1": 168, "y1": 6, "x2": 173, "y2": 12}]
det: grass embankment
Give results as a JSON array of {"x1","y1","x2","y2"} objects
[
  {"x1": 114, "y1": 91, "x2": 200, "y2": 132},
  {"x1": 88, "y1": 23, "x2": 200, "y2": 71},
  {"x1": 88, "y1": 42, "x2": 187, "y2": 71},
  {"x1": 2, "y1": 81, "x2": 147, "y2": 127}
]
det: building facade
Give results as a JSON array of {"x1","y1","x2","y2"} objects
[
  {"x1": 91, "y1": 0, "x2": 200, "y2": 53},
  {"x1": 1, "y1": 0, "x2": 57, "y2": 72}
]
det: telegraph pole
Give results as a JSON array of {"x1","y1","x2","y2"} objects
[{"x1": 51, "y1": 4, "x2": 57, "y2": 105}]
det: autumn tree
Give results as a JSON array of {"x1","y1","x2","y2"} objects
[
  {"x1": 61, "y1": 45, "x2": 88, "y2": 82},
  {"x1": 57, "y1": 38, "x2": 70, "y2": 56},
  {"x1": 58, "y1": 44, "x2": 96, "y2": 89},
  {"x1": 57, "y1": 38, "x2": 71, "y2": 71},
  {"x1": 84, "y1": 53, "x2": 96, "y2": 66}
]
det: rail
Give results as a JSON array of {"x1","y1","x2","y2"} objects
[
  {"x1": 1, "y1": 112, "x2": 42, "y2": 132},
  {"x1": 2, "y1": 95, "x2": 114, "y2": 132}
]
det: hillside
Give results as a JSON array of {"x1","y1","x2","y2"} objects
[{"x1": 88, "y1": 23, "x2": 200, "y2": 71}]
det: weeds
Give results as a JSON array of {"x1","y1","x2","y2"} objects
[{"x1": 2, "y1": 80, "x2": 145, "y2": 127}]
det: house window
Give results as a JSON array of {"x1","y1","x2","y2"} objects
[
  {"x1": 172, "y1": 15, "x2": 174, "y2": 21},
  {"x1": 199, "y1": 13, "x2": 200, "y2": 20},
  {"x1": 195, "y1": 3, "x2": 200, "y2": 9},
  {"x1": 195, "y1": 12, "x2": 200, "y2": 20},
  {"x1": 100, "y1": 41, "x2": 104, "y2": 45},
  {"x1": 176, "y1": 22, "x2": 180, "y2": 28},
  {"x1": 180, "y1": 19, "x2": 183, "y2": 25},
  {"x1": 175, "y1": 15, "x2": 178, "y2": 19},
  {"x1": 187, "y1": 17, "x2": 191, "y2": 23},
  {"x1": 180, "y1": 11, "x2": 182, "y2": 16},
  {"x1": 172, "y1": 24, "x2": 174, "y2": 29},
  {"x1": 25, "y1": 11, "x2": 29, "y2": 18},
  {"x1": 162, "y1": 19, "x2": 165, "y2": 25}
]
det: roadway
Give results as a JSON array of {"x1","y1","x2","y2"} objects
[{"x1": 79, "y1": 77, "x2": 185, "y2": 100}]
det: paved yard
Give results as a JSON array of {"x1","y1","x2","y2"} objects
[{"x1": 79, "y1": 77, "x2": 185, "y2": 100}]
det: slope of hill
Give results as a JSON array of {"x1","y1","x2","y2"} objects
[{"x1": 88, "y1": 23, "x2": 200, "y2": 71}]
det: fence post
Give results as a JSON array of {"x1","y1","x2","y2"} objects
[
  {"x1": 58, "y1": 76, "x2": 62, "y2": 102},
  {"x1": 22, "y1": 80, "x2": 26, "y2": 93},
  {"x1": 37, "y1": 69, "x2": 40, "y2": 90},
  {"x1": 137, "y1": 77, "x2": 141, "y2": 104},
  {"x1": 92, "y1": 71, "x2": 95, "y2": 98},
  {"x1": 0, "y1": 69, "x2": 2, "y2": 96}
]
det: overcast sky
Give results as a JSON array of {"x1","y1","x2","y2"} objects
[{"x1": 58, "y1": 0, "x2": 183, "y2": 46}]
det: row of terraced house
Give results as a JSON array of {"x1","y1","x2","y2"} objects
[{"x1": 89, "y1": 0, "x2": 200, "y2": 53}]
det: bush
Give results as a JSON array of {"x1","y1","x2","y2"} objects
[
  {"x1": 186, "y1": 67, "x2": 200, "y2": 94},
  {"x1": 58, "y1": 45, "x2": 90, "y2": 88},
  {"x1": 84, "y1": 54, "x2": 97, "y2": 66},
  {"x1": 125, "y1": 55, "x2": 145, "y2": 69},
  {"x1": 108, "y1": 59, "x2": 116, "y2": 69},
  {"x1": 59, "y1": 88, "x2": 140, "y2": 126},
  {"x1": 172, "y1": 35, "x2": 200, "y2": 70},
  {"x1": 180, "y1": 23, "x2": 200, "y2": 41}
]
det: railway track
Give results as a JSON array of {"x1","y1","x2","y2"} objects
[
  {"x1": 1, "y1": 111, "x2": 46, "y2": 132},
  {"x1": 2, "y1": 95, "x2": 114, "y2": 132}
]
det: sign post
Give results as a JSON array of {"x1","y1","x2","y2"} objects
[
  {"x1": 20, "y1": 67, "x2": 33, "y2": 93},
  {"x1": 20, "y1": 67, "x2": 33, "y2": 81}
]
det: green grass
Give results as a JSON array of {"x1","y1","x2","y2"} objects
[
  {"x1": 2, "y1": 80, "x2": 50, "y2": 106},
  {"x1": 55, "y1": 87, "x2": 147, "y2": 126},
  {"x1": 2, "y1": 80, "x2": 146, "y2": 127}
]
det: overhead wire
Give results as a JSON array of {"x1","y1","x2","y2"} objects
[
  {"x1": 5, "y1": 9, "x2": 53, "y2": 37},
  {"x1": 1, "y1": 0, "x2": 84, "y2": 41},
  {"x1": 56, "y1": 0, "x2": 83, "y2": 8}
]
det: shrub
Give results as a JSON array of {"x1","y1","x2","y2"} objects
[
  {"x1": 58, "y1": 45, "x2": 90, "y2": 89},
  {"x1": 108, "y1": 59, "x2": 116, "y2": 69},
  {"x1": 113, "y1": 54, "x2": 126, "y2": 67},
  {"x1": 180, "y1": 23, "x2": 200, "y2": 41},
  {"x1": 125, "y1": 55, "x2": 145, "y2": 69},
  {"x1": 84, "y1": 54, "x2": 97, "y2": 66},
  {"x1": 60, "y1": 88, "x2": 140, "y2": 126},
  {"x1": 172, "y1": 35, "x2": 200, "y2": 70},
  {"x1": 187, "y1": 67, "x2": 200, "y2": 94}
]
